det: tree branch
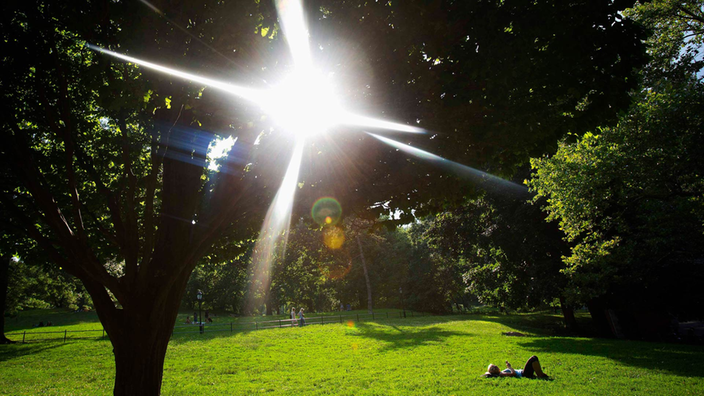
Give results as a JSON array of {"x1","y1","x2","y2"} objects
[
  {"x1": 0, "y1": 195, "x2": 120, "y2": 297},
  {"x1": 676, "y1": 5, "x2": 704, "y2": 25},
  {"x1": 116, "y1": 113, "x2": 139, "y2": 283},
  {"x1": 140, "y1": 105, "x2": 182, "y2": 268},
  {"x1": 48, "y1": 46, "x2": 88, "y2": 244},
  {"x1": 73, "y1": 144, "x2": 131, "y2": 251},
  {"x1": 7, "y1": 126, "x2": 75, "y2": 243}
]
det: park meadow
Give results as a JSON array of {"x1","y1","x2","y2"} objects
[
  {"x1": 3, "y1": 0, "x2": 704, "y2": 395},
  {"x1": 1, "y1": 309, "x2": 703, "y2": 395}
]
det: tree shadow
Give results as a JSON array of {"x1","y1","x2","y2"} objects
[
  {"x1": 349, "y1": 322, "x2": 472, "y2": 351},
  {"x1": 452, "y1": 312, "x2": 598, "y2": 337},
  {"x1": 518, "y1": 337, "x2": 704, "y2": 377},
  {"x1": 0, "y1": 341, "x2": 66, "y2": 363},
  {"x1": 5, "y1": 310, "x2": 101, "y2": 332}
]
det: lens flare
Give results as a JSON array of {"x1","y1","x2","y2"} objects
[
  {"x1": 323, "y1": 226, "x2": 345, "y2": 250},
  {"x1": 311, "y1": 197, "x2": 342, "y2": 226},
  {"x1": 89, "y1": 0, "x2": 443, "y2": 317},
  {"x1": 88, "y1": 46, "x2": 425, "y2": 136}
]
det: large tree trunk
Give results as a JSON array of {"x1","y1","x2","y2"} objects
[
  {"x1": 112, "y1": 324, "x2": 171, "y2": 395},
  {"x1": 93, "y1": 271, "x2": 189, "y2": 396},
  {"x1": 0, "y1": 254, "x2": 14, "y2": 344},
  {"x1": 560, "y1": 297, "x2": 578, "y2": 330},
  {"x1": 587, "y1": 297, "x2": 615, "y2": 337},
  {"x1": 355, "y1": 235, "x2": 373, "y2": 314}
]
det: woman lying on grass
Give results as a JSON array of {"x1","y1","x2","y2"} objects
[{"x1": 483, "y1": 355, "x2": 549, "y2": 379}]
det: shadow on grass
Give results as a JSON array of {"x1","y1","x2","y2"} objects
[
  {"x1": 350, "y1": 322, "x2": 472, "y2": 351},
  {"x1": 518, "y1": 336, "x2": 704, "y2": 377},
  {"x1": 450, "y1": 312, "x2": 597, "y2": 337},
  {"x1": 5, "y1": 309, "x2": 102, "y2": 332},
  {"x1": 0, "y1": 341, "x2": 67, "y2": 363}
]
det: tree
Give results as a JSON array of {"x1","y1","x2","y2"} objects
[
  {"x1": 528, "y1": 0, "x2": 704, "y2": 337},
  {"x1": 267, "y1": 219, "x2": 343, "y2": 314},
  {"x1": 1, "y1": 0, "x2": 647, "y2": 394},
  {"x1": 294, "y1": 0, "x2": 646, "y2": 221},
  {"x1": 416, "y1": 189, "x2": 571, "y2": 319},
  {"x1": 182, "y1": 240, "x2": 251, "y2": 314},
  {"x1": 0, "y1": 255, "x2": 12, "y2": 344},
  {"x1": 529, "y1": 79, "x2": 704, "y2": 334},
  {"x1": 624, "y1": 0, "x2": 704, "y2": 85},
  {"x1": 2, "y1": 1, "x2": 276, "y2": 394},
  {"x1": 406, "y1": 223, "x2": 468, "y2": 314}
]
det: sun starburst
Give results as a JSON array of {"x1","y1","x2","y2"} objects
[{"x1": 93, "y1": 0, "x2": 526, "y2": 310}]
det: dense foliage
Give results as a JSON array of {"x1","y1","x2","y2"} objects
[
  {"x1": 529, "y1": 79, "x2": 704, "y2": 318},
  {"x1": 184, "y1": 216, "x2": 472, "y2": 315},
  {"x1": 416, "y1": 193, "x2": 568, "y2": 312},
  {"x1": 0, "y1": 0, "x2": 649, "y2": 392},
  {"x1": 527, "y1": 0, "x2": 704, "y2": 329}
]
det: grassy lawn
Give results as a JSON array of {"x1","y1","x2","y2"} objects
[{"x1": 1, "y1": 310, "x2": 703, "y2": 395}]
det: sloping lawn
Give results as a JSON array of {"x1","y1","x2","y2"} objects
[{"x1": 1, "y1": 311, "x2": 702, "y2": 395}]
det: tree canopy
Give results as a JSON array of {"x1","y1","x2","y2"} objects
[
  {"x1": 1, "y1": 0, "x2": 648, "y2": 393},
  {"x1": 528, "y1": 0, "x2": 704, "y2": 335},
  {"x1": 528, "y1": 78, "x2": 704, "y2": 320}
]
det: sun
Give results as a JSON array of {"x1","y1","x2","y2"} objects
[{"x1": 264, "y1": 68, "x2": 343, "y2": 140}]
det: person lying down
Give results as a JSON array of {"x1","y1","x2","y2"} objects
[{"x1": 483, "y1": 355, "x2": 549, "y2": 379}]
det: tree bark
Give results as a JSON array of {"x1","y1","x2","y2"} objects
[
  {"x1": 95, "y1": 270, "x2": 189, "y2": 396},
  {"x1": 265, "y1": 288, "x2": 273, "y2": 316},
  {"x1": 112, "y1": 325, "x2": 171, "y2": 395},
  {"x1": 356, "y1": 235, "x2": 373, "y2": 314},
  {"x1": 560, "y1": 297, "x2": 578, "y2": 330},
  {"x1": 0, "y1": 254, "x2": 14, "y2": 344}
]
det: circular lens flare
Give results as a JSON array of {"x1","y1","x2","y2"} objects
[
  {"x1": 323, "y1": 226, "x2": 345, "y2": 250},
  {"x1": 311, "y1": 197, "x2": 342, "y2": 226}
]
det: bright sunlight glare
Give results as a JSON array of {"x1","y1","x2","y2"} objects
[
  {"x1": 264, "y1": 69, "x2": 343, "y2": 138},
  {"x1": 207, "y1": 136, "x2": 236, "y2": 171},
  {"x1": 88, "y1": 45, "x2": 421, "y2": 137}
]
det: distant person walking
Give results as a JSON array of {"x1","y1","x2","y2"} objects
[
  {"x1": 291, "y1": 307, "x2": 297, "y2": 326},
  {"x1": 298, "y1": 308, "x2": 306, "y2": 326}
]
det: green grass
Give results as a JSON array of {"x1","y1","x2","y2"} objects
[{"x1": 2, "y1": 310, "x2": 703, "y2": 395}]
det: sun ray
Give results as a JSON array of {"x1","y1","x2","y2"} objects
[
  {"x1": 87, "y1": 45, "x2": 266, "y2": 104},
  {"x1": 249, "y1": 139, "x2": 305, "y2": 306},
  {"x1": 367, "y1": 132, "x2": 528, "y2": 195},
  {"x1": 275, "y1": 0, "x2": 312, "y2": 69},
  {"x1": 90, "y1": 45, "x2": 421, "y2": 136},
  {"x1": 339, "y1": 112, "x2": 424, "y2": 134}
]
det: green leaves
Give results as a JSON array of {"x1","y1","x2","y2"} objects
[{"x1": 528, "y1": 78, "x2": 704, "y2": 311}]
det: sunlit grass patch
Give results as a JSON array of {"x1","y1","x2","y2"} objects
[{"x1": 1, "y1": 311, "x2": 704, "y2": 395}]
